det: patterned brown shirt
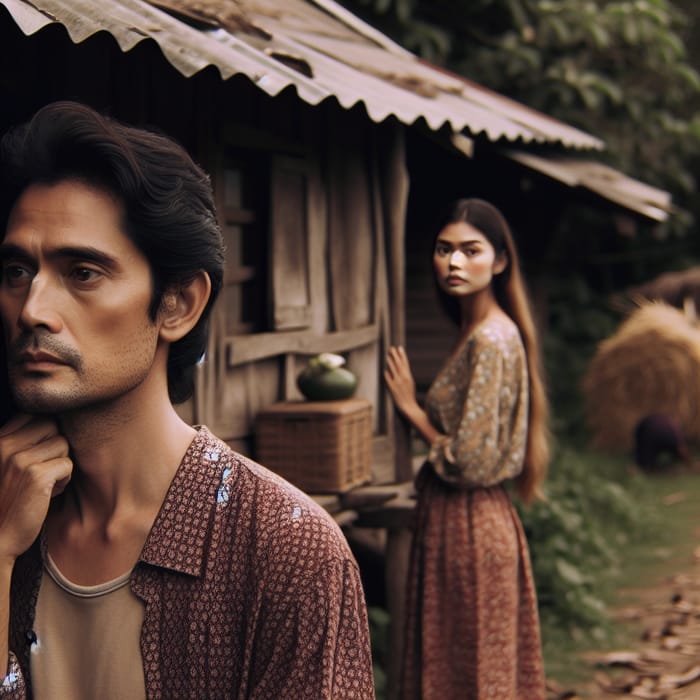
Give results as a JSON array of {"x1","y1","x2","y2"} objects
[{"x1": 3, "y1": 427, "x2": 376, "y2": 699}]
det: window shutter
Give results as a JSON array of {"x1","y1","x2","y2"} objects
[{"x1": 270, "y1": 156, "x2": 312, "y2": 330}]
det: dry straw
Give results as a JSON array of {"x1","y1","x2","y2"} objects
[{"x1": 582, "y1": 302, "x2": 700, "y2": 452}]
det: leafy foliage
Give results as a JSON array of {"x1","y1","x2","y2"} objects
[
  {"x1": 368, "y1": 606, "x2": 390, "y2": 699},
  {"x1": 517, "y1": 443, "x2": 659, "y2": 644},
  {"x1": 339, "y1": 0, "x2": 700, "y2": 221}
]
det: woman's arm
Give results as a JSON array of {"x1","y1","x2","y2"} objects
[{"x1": 384, "y1": 346, "x2": 440, "y2": 446}]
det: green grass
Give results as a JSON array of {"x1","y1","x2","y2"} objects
[{"x1": 540, "y1": 456, "x2": 700, "y2": 687}]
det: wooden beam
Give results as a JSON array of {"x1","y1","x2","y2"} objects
[
  {"x1": 339, "y1": 484, "x2": 400, "y2": 510},
  {"x1": 226, "y1": 324, "x2": 379, "y2": 366},
  {"x1": 310, "y1": 494, "x2": 342, "y2": 515},
  {"x1": 333, "y1": 510, "x2": 359, "y2": 528},
  {"x1": 354, "y1": 497, "x2": 416, "y2": 529}
]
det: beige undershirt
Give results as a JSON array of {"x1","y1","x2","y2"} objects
[{"x1": 30, "y1": 554, "x2": 146, "y2": 700}]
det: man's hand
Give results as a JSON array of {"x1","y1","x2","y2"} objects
[{"x1": 0, "y1": 415, "x2": 72, "y2": 565}]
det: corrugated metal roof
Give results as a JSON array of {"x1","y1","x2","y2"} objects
[
  {"x1": 503, "y1": 149, "x2": 672, "y2": 222},
  {"x1": 0, "y1": 0, "x2": 604, "y2": 150}
]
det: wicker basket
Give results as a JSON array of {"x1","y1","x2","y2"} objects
[{"x1": 255, "y1": 398, "x2": 372, "y2": 493}]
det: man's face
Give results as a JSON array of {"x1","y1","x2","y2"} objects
[{"x1": 0, "y1": 179, "x2": 161, "y2": 414}]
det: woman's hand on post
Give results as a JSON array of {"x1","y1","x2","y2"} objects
[
  {"x1": 0, "y1": 415, "x2": 73, "y2": 567},
  {"x1": 384, "y1": 346, "x2": 419, "y2": 418},
  {"x1": 384, "y1": 347, "x2": 441, "y2": 446}
]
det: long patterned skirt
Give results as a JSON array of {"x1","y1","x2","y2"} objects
[{"x1": 399, "y1": 467, "x2": 545, "y2": 699}]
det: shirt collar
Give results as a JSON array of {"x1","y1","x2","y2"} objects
[{"x1": 138, "y1": 426, "x2": 227, "y2": 577}]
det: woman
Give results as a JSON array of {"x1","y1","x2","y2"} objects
[{"x1": 385, "y1": 198, "x2": 548, "y2": 699}]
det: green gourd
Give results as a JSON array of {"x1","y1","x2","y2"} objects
[{"x1": 297, "y1": 353, "x2": 358, "y2": 401}]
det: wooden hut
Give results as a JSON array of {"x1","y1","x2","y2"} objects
[
  {"x1": 0, "y1": 1, "x2": 674, "y2": 695},
  {"x1": 0, "y1": 0, "x2": 670, "y2": 476}
]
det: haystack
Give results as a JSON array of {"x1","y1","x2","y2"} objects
[
  {"x1": 582, "y1": 302, "x2": 700, "y2": 452},
  {"x1": 629, "y1": 266, "x2": 700, "y2": 309}
]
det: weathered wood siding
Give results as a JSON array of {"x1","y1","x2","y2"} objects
[
  {"x1": 197, "y1": 100, "x2": 409, "y2": 484},
  {"x1": 0, "y1": 15, "x2": 410, "y2": 483}
]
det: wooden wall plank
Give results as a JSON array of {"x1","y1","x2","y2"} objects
[
  {"x1": 270, "y1": 156, "x2": 313, "y2": 330},
  {"x1": 327, "y1": 113, "x2": 375, "y2": 331},
  {"x1": 226, "y1": 324, "x2": 380, "y2": 366}
]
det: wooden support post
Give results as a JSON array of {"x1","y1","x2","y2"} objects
[
  {"x1": 385, "y1": 527, "x2": 412, "y2": 700},
  {"x1": 354, "y1": 489, "x2": 415, "y2": 700}
]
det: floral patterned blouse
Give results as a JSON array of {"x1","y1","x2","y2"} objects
[{"x1": 425, "y1": 314, "x2": 528, "y2": 488}]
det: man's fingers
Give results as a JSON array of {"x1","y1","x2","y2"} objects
[
  {"x1": 44, "y1": 457, "x2": 73, "y2": 498},
  {"x1": 10, "y1": 435, "x2": 70, "y2": 470},
  {"x1": 0, "y1": 414, "x2": 34, "y2": 438},
  {"x1": 0, "y1": 418, "x2": 66, "y2": 466}
]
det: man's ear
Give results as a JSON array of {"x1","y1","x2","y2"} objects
[
  {"x1": 493, "y1": 252, "x2": 508, "y2": 276},
  {"x1": 158, "y1": 271, "x2": 212, "y2": 343}
]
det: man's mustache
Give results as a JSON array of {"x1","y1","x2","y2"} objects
[{"x1": 10, "y1": 333, "x2": 82, "y2": 369}]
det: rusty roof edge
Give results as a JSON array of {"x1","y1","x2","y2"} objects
[
  {"x1": 424, "y1": 62, "x2": 604, "y2": 152},
  {"x1": 2, "y1": 0, "x2": 57, "y2": 35},
  {"x1": 0, "y1": 0, "x2": 607, "y2": 149},
  {"x1": 286, "y1": 5, "x2": 605, "y2": 151},
  {"x1": 0, "y1": 0, "x2": 536, "y2": 139},
  {"x1": 0, "y1": 0, "x2": 450, "y2": 131},
  {"x1": 306, "y1": 0, "x2": 413, "y2": 58},
  {"x1": 502, "y1": 148, "x2": 672, "y2": 222},
  {"x1": 266, "y1": 30, "x2": 538, "y2": 137},
  {"x1": 1, "y1": 0, "x2": 334, "y2": 96}
]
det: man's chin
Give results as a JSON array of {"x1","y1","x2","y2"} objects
[{"x1": 13, "y1": 390, "x2": 84, "y2": 415}]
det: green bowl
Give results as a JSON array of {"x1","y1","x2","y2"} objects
[{"x1": 297, "y1": 367, "x2": 358, "y2": 401}]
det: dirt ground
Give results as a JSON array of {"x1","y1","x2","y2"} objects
[{"x1": 547, "y1": 542, "x2": 700, "y2": 700}]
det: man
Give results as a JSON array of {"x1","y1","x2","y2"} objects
[{"x1": 0, "y1": 102, "x2": 375, "y2": 699}]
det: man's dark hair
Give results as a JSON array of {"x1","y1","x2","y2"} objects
[{"x1": 0, "y1": 101, "x2": 225, "y2": 403}]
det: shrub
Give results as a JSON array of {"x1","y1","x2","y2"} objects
[{"x1": 518, "y1": 443, "x2": 659, "y2": 644}]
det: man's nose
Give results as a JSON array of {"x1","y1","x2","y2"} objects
[{"x1": 18, "y1": 276, "x2": 63, "y2": 333}]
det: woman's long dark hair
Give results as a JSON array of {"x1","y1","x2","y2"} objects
[{"x1": 433, "y1": 198, "x2": 549, "y2": 502}]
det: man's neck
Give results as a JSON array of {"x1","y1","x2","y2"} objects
[
  {"x1": 61, "y1": 402, "x2": 195, "y2": 514},
  {"x1": 45, "y1": 383, "x2": 198, "y2": 585}
]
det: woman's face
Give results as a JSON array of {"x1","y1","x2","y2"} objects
[{"x1": 433, "y1": 222, "x2": 506, "y2": 298}]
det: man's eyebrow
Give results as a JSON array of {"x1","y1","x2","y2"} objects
[
  {"x1": 49, "y1": 246, "x2": 120, "y2": 268},
  {"x1": 0, "y1": 243, "x2": 31, "y2": 261},
  {"x1": 0, "y1": 243, "x2": 119, "y2": 268}
]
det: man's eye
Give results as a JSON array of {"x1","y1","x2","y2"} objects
[
  {"x1": 71, "y1": 266, "x2": 101, "y2": 283},
  {"x1": 1, "y1": 263, "x2": 32, "y2": 286}
]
